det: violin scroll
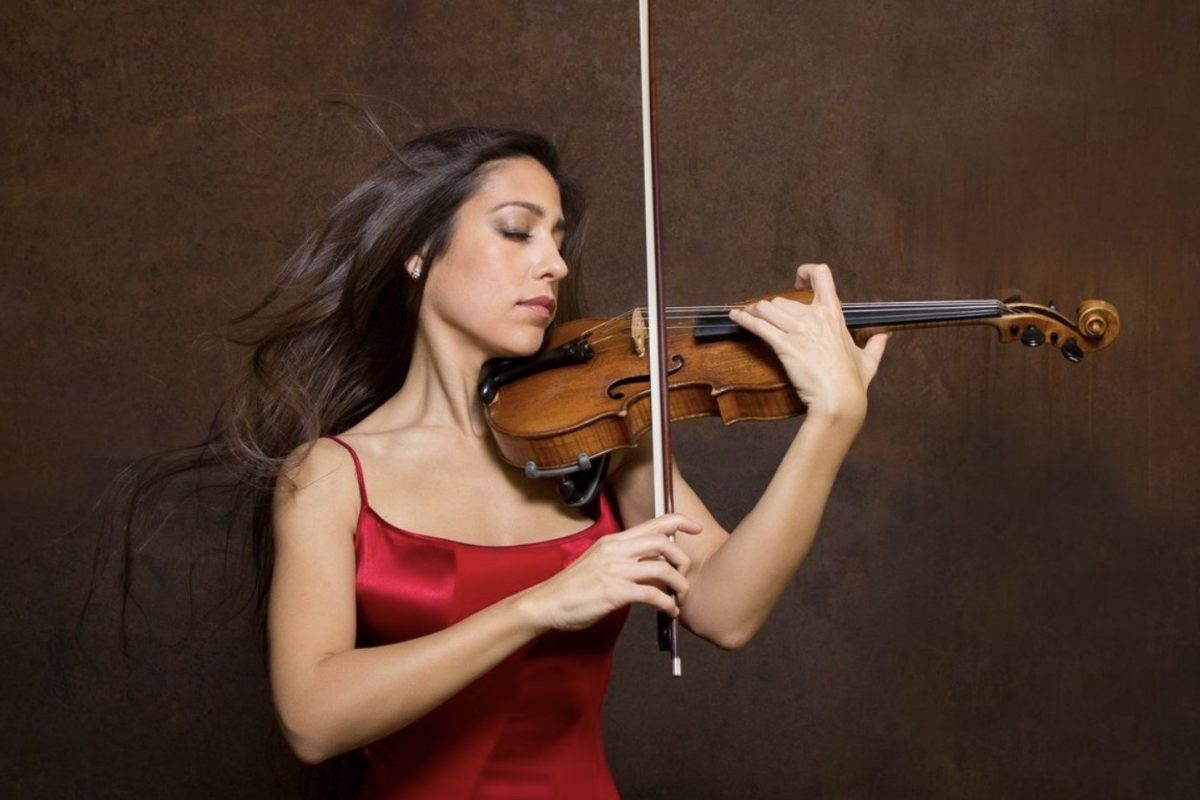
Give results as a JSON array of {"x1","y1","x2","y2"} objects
[
  {"x1": 1079, "y1": 300, "x2": 1120, "y2": 340},
  {"x1": 995, "y1": 299, "x2": 1120, "y2": 362}
]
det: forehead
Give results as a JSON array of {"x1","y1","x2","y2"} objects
[{"x1": 470, "y1": 157, "x2": 563, "y2": 217}]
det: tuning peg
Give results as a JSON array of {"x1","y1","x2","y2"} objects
[
  {"x1": 1021, "y1": 325, "x2": 1045, "y2": 347},
  {"x1": 1061, "y1": 338, "x2": 1083, "y2": 363}
]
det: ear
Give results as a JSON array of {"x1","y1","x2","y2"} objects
[{"x1": 405, "y1": 254, "x2": 424, "y2": 278}]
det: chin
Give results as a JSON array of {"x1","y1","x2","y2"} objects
[{"x1": 487, "y1": 330, "x2": 548, "y2": 359}]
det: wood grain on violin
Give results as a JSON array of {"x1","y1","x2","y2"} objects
[{"x1": 479, "y1": 290, "x2": 1120, "y2": 473}]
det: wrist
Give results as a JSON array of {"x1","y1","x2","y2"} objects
[
  {"x1": 803, "y1": 397, "x2": 868, "y2": 430},
  {"x1": 508, "y1": 585, "x2": 554, "y2": 637}
]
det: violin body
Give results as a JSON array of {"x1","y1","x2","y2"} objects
[
  {"x1": 486, "y1": 303, "x2": 801, "y2": 474},
  {"x1": 481, "y1": 289, "x2": 1120, "y2": 474}
]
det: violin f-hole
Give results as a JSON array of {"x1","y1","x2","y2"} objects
[{"x1": 607, "y1": 354, "x2": 685, "y2": 399}]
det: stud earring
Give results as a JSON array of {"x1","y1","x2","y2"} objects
[{"x1": 406, "y1": 253, "x2": 425, "y2": 280}]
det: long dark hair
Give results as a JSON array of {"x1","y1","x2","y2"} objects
[
  {"x1": 228, "y1": 124, "x2": 585, "y2": 616},
  {"x1": 93, "y1": 124, "x2": 586, "y2": 793},
  {"x1": 112, "y1": 123, "x2": 585, "y2": 623}
]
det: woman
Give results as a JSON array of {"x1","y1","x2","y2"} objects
[{"x1": 210, "y1": 126, "x2": 884, "y2": 797}]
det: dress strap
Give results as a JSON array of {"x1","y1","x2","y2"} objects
[{"x1": 323, "y1": 435, "x2": 369, "y2": 506}]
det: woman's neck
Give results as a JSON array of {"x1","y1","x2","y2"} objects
[{"x1": 388, "y1": 324, "x2": 491, "y2": 438}]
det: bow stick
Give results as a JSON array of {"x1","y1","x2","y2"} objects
[{"x1": 638, "y1": 0, "x2": 680, "y2": 677}]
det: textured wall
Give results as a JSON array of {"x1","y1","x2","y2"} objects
[{"x1": 2, "y1": 1, "x2": 1197, "y2": 797}]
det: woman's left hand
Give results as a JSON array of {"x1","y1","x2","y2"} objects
[{"x1": 729, "y1": 263, "x2": 888, "y2": 422}]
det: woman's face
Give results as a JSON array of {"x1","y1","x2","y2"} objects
[{"x1": 419, "y1": 156, "x2": 569, "y2": 359}]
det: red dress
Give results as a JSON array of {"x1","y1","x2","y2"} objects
[{"x1": 325, "y1": 436, "x2": 629, "y2": 799}]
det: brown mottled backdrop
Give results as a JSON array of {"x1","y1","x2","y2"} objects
[{"x1": 3, "y1": 1, "x2": 1196, "y2": 797}]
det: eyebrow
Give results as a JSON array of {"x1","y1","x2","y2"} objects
[{"x1": 489, "y1": 201, "x2": 567, "y2": 231}]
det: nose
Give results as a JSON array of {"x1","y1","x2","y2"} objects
[{"x1": 537, "y1": 241, "x2": 569, "y2": 283}]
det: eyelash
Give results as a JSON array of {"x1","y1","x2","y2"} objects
[{"x1": 501, "y1": 228, "x2": 566, "y2": 254}]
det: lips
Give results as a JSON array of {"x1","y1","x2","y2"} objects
[{"x1": 517, "y1": 296, "x2": 556, "y2": 319}]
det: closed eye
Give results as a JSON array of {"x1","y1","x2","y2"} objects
[{"x1": 501, "y1": 229, "x2": 532, "y2": 241}]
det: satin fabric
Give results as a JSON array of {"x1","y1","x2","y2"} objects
[{"x1": 325, "y1": 437, "x2": 628, "y2": 799}]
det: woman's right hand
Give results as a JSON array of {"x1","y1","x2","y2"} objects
[{"x1": 520, "y1": 514, "x2": 702, "y2": 632}]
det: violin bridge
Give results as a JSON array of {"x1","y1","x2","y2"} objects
[{"x1": 631, "y1": 307, "x2": 648, "y2": 358}]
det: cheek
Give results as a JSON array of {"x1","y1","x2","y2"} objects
[
  {"x1": 425, "y1": 261, "x2": 506, "y2": 323},
  {"x1": 450, "y1": 248, "x2": 518, "y2": 298}
]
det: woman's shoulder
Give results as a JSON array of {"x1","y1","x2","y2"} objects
[
  {"x1": 279, "y1": 436, "x2": 357, "y2": 486},
  {"x1": 274, "y1": 437, "x2": 363, "y2": 526}
]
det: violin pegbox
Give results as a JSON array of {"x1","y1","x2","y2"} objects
[{"x1": 994, "y1": 299, "x2": 1120, "y2": 362}]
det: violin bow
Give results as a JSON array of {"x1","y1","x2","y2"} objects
[{"x1": 638, "y1": 0, "x2": 681, "y2": 677}]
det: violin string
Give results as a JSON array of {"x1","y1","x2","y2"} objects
[
  {"x1": 588, "y1": 317, "x2": 1003, "y2": 338},
  {"x1": 660, "y1": 311, "x2": 1002, "y2": 322},
  {"x1": 565, "y1": 310, "x2": 646, "y2": 349},
  {"x1": 664, "y1": 305, "x2": 1004, "y2": 322},
  {"x1": 602, "y1": 303, "x2": 1004, "y2": 326},
  {"x1": 585, "y1": 302, "x2": 1005, "y2": 323},
  {"x1": 658, "y1": 306, "x2": 1002, "y2": 318},
  {"x1": 574, "y1": 302, "x2": 1008, "y2": 348},
  {"x1": 646, "y1": 300, "x2": 1003, "y2": 313},
  {"x1": 575, "y1": 311, "x2": 635, "y2": 340}
]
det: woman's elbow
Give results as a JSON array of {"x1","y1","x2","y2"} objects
[
  {"x1": 709, "y1": 627, "x2": 755, "y2": 651},
  {"x1": 291, "y1": 743, "x2": 328, "y2": 767},
  {"x1": 279, "y1": 721, "x2": 329, "y2": 765},
  {"x1": 276, "y1": 705, "x2": 341, "y2": 765},
  {"x1": 687, "y1": 617, "x2": 757, "y2": 651}
]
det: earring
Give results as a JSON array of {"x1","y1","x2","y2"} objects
[{"x1": 406, "y1": 253, "x2": 425, "y2": 280}]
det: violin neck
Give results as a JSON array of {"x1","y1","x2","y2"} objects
[
  {"x1": 690, "y1": 300, "x2": 1007, "y2": 343},
  {"x1": 840, "y1": 300, "x2": 1005, "y2": 330}
]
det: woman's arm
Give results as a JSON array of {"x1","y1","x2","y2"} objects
[
  {"x1": 269, "y1": 439, "x2": 698, "y2": 764},
  {"x1": 611, "y1": 263, "x2": 887, "y2": 650},
  {"x1": 269, "y1": 439, "x2": 547, "y2": 763}
]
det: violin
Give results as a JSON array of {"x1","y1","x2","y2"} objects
[
  {"x1": 478, "y1": 289, "x2": 1119, "y2": 680},
  {"x1": 484, "y1": 0, "x2": 1121, "y2": 675},
  {"x1": 479, "y1": 290, "x2": 1121, "y2": 505}
]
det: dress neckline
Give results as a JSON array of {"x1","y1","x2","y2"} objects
[
  {"x1": 358, "y1": 499, "x2": 610, "y2": 550},
  {"x1": 326, "y1": 433, "x2": 612, "y2": 549}
]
